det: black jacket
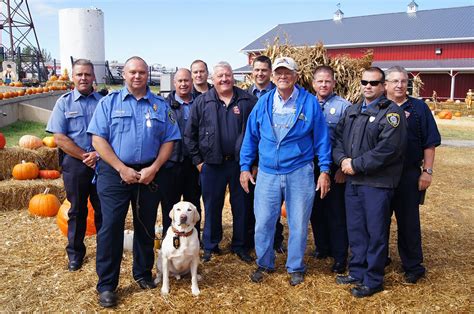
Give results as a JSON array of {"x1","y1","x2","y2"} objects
[
  {"x1": 184, "y1": 86, "x2": 257, "y2": 165},
  {"x1": 333, "y1": 96, "x2": 407, "y2": 188},
  {"x1": 165, "y1": 91, "x2": 191, "y2": 163}
]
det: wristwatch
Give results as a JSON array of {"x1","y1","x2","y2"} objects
[{"x1": 422, "y1": 168, "x2": 433, "y2": 175}]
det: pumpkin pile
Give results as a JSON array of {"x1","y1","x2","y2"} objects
[
  {"x1": 45, "y1": 69, "x2": 72, "y2": 91},
  {"x1": 438, "y1": 110, "x2": 453, "y2": 120}
]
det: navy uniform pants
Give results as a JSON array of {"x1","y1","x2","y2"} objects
[
  {"x1": 390, "y1": 167, "x2": 425, "y2": 276},
  {"x1": 157, "y1": 157, "x2": 202, "y2": 237},
  {"x1": 345, "y1": 184, "x2": 393, "y2": 288},
  {"x1": 200, "y1": 160, "x2": 249, "y2": 253},
  {"x1": 62, "y1": 154, "x2": 102, "y2": 264},
  {"x1": 95, "y1": 161, "x2": 160, "y2": 293},
  {"x1": 310, "y1": 170, "x2": 348, "y2": 263}
]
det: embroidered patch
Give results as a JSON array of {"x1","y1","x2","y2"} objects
[
  {"x1": 233, "y1": 106, "x2": 241, "y2": 115},
  {"x1": 386, "y1": 113, "x2": 400, "y2": 127},
  {"x1": 153, "y1": 104, "x2": 158, "y2": 112},
  {"x1": 168, "y1": 109, "x2": 176, "y2": 124}
]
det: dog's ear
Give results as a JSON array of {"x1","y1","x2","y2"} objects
[
  {"x1": 169, "y1": 204, "x2": 175, "y2": 221},
  {"x1": 190, "y1": 203, "x2": 200, "y2": 224}
]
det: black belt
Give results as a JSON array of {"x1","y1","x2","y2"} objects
[
  {"x1": 124, "y1": 161, "x2": 154, "y2": 171},
  {"x1": 223, "y1": 155, "x2": 235, "y2": 161}
]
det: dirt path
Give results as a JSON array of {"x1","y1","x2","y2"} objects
[{"x1": 441, "y1": 139, "x2": 474, "y2": 147}]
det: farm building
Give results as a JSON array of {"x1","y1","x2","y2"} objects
[{"x1": 237, "y1": 2, "x2": 474, "y2": 101}]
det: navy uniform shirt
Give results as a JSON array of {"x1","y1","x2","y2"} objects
[
  {"x1": 400, "y1": 96, "x2": 441, "y2": 168},
  {"x1": 87, "y1": 87, "x2": 181, "y2": 165},
  {"x1": 248, "y1": 81, "x2": 276, "y2": 99},
  {"x1": 319, "y1": 93, "x2": 351, "y2": 146},
  {"x1": 46, "y1": 89, "x2": 103, "y2": 152},
  {"x1": 217, "y1": 93, "x2": 242, "y2": 156}
]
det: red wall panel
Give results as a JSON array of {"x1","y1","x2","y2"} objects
[
  {"x1": 328, "y1": 43, "x2": 474, "y2": 61},
  {"x1": 418, "y1": 74, "x2": 451, "y2": 99}
]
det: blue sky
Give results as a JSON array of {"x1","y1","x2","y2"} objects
[{"x1": 14, "y1": 0, "x2": 474, "y2": 70}]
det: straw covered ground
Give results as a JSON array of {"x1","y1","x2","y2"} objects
[{"x1": 0, "y1": 146, "x2": 473, "y2": 312}]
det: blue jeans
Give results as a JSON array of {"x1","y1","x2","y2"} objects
[{"x1": 254, "y1": 163, "x2": 315, "y2": 273}]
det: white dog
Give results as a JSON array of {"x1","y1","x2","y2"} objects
[{"x1": 155, "y1": 201, "x2": 201, "y2": 296}]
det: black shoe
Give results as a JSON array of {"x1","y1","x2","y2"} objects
[
  {"x1": 250, "y1": 267, "x2": 273, "y2": 283},
  {"x1": 385, "y1": 256, "x2": 392, "y2": 267},
  {"x1": 234, "y1": 250, "x2": 254, "y2": 263},
  {"x1": 136, "y1": 278, "x2": 157, "y2": 289},
  {"x1": 331, "y1": 262, "x2": 346, "y2": 274},
  {"x1": 99, "y1": 291, "x2": 117, "y2": 308},
  {"x1": 289, "y1": 272, "x2": 304, "y2": 286},
  {"x1": 405, "y1": 272, "x2": 425, "y2": 284},
  {"x1": 351, "y1": 284, "x2": 383, "y2": 298},
  {"x1": 274, "y1": 243, "x2": 286, "y2": 254},
  {"x1": 68, "y1": 260, "x2": 83, "y2": 272},
  {"x1": 202, "y1": 250, "x2": 213, "y2": 262},
  {"x1": 311, "y1": 250, "x2": 328, "y2": 259},
  {"x1": 336, "y1": 275, "x2": 361, "y2": 285}
]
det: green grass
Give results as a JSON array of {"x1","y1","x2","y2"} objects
[
  {"x1": 0, "y1": 120, "x2": 48, "y2": 147},
  {"x1": 438, "y1": 126, "x2": 474, "y2": 140}
]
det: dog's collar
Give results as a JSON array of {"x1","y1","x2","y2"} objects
[{"x1": 172, "y1": 226, "x2": 194, "y2": 237}]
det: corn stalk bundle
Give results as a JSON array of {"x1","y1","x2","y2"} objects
[{"x1": 247, "y1": 37, "x2": 373, "y2": 103}]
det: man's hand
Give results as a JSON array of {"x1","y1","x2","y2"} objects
[
  {"x1": 82, "y1": 151, "x2": 98, "y2": 169},
  {"x1": 418, "y1": 172, "x2": 432, "y2": 191},
  {"x1": 240, "y1": 171, "x2": 256, "y2": 193},
  {"x1": 119, "y1": 166, "x2": 141, "y2": 184},
  {"x1": 197, "y1": 163, "x2": 204, "y2": 173},
  {"x1": 341, "y1": 158, "x2": 355, "y2": 175},
  {"x1": 138, "y1": 166, "x2": 158, "y2": 185},
  {"x1": 334, "y1": 168, "x2": 346, "y2": 184},
  {"x1": 316, "y1": 172, "x2": 331, "y2": 199}
]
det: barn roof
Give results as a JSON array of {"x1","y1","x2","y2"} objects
[{"x1": 241, "y1": 6, "x2": 474, "y2": 52}]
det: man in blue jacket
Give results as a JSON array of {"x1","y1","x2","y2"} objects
[{"x1": 240, "y1": 57, "x2": 331, "y2": 286}]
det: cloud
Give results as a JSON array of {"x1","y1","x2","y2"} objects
[{"x1": 28, "y1": 0, "x2": 59, "y2": 17}]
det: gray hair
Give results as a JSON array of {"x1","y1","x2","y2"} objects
[
  {"x1": 124, "y1": 56, "x2": 148, "y2": 69},
  {"x1": 213, "y1": 61, "x2": 233, "y2": 74},
  {"x1": 72, "y1": 59, "x2": 94, "y2": 72},
  {"x1": 174, "y1": 68, "x2": 192, "y2": 81},
  {"x1": 385, "y1": 66, "x2": 408, "y2": 80}
]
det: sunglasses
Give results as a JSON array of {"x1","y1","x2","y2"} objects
[{"x1": 361, "y1": 80, "x2": 383, "y2": 86}]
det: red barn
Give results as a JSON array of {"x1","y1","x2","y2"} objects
[{"x1": 238, "y1": 3, "x2": 474, "y2": 101}]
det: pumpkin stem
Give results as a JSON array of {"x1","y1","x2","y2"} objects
[{"x1": 44, "y1": 188, "x2": 50, "y2": 194}]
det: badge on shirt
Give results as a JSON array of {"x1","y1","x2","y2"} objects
[
  {"x1": 298, "y1": 113, "x2": 307, "y2": 121},
  {"x1": 233, "y1": 106, "x2": 241, "y2": 115},
  {"x1": 369, "y1": 116, "x2": 375, "y2": 122},
  {"x1": 153, "y1": 104, "x2": 158, "y2": 112},
  {"x1": 404, "y1": 110, "x2": 411, "y2": 119},
  {"x1": 168, "y1": 109, "x2": 176, "y2": 124},
  {"x1": 386, "y1": 113, "x2": 400, "y2": 127},
  {"x1": 330, "y1": 107, "x2": 336, "y2": 115}
]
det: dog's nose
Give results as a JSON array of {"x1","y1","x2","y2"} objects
[{"x1": 180, "y1": 214, "x2": 187, "y2": 224}]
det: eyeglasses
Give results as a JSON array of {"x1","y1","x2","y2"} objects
[
  {"x1": 387, "y1": 79, "x2": 408, "y2": 85},
  {"x1": 361, "y1": 80, "x2": 383, "y2": 86}
]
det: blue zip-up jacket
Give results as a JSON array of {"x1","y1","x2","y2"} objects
[{"x1": 240, "y1": 85, "x2": 331, "y2": 175}]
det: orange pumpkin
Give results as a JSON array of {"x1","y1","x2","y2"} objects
[
  {"x1": 281, "y1": 202, "x2": 287, "y2": 218},
  {"x1": 36, "y1": 87, "x2": 43, "y2": 94},
  {"x1": 42, "y1": 136, "x2": 56, "y2": 148},
  {"x1": 14, "y1": 81, "x2": 22, "y2": 87},
  {"x1": 9, "y1": 82, "x2": 15, "y2": 87},
  {"x1": 29, "y1": 188, "x2": 61, "y2": 217},
  {"x1": 43, "y1": 87, "x2": 50, "y2": 92},
  {"x1": 18, "y1": 89, "x2": 26, "y2": 96},
  {"x1": 39, "y1": 170, "x2": 61, "y2": 179},
  {"x1": 12, "y1": 160, "x2": 39, "y2": 180},
  {"x1": 60, "y1": 85, "x2": 67, "y2": 90},
  {"x1": 57, "y1": 199, "x2": 97, "y2": 236},
  {"x1": 438, "y1": 110, "x2": 452, "y2": 120},
  {"x1": 0, "y1": 93, "x2": 3, "y2": 100},
  {"x1": 454, "y1": 111, "x2": 462, "y2": 117},
  {"x1": 0, "y1": 132, "x2": 5, "y2": 149},
  {"x1": 50, "y1": 75, "x2": 58, "y2": 81},
  {"x1": 19, "y1": 134, "x2": 43, "y2": 149}
]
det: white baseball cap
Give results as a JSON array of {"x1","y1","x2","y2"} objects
[{"x1": 273, "y1": 57, "x2": 298, "y2": 71}]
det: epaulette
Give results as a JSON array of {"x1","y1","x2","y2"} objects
[{"x1": 58, "y1": 91, "x2": 72, "y2": 99}]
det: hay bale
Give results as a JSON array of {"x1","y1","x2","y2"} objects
[
  {"x1": 0, "y1": 178, "x2": 65, "y2": 211},
  {"x1": 0, "y1": 146, "x2": 59, "y2": 180},
  {"x1": 248, "y1": 38, "x2": 373, "y2": 103}
]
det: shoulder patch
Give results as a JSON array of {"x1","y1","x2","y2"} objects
[
  {"x1": 386, "y1": 113, "x2": 400, "y2": 128},
  {"x1": 168, "y1": 109, "x2": 176, "y2": 124}
]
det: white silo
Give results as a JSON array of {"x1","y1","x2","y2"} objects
[{"x1": 58, "y1": 8, "x2": 105, "y2": 83}]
